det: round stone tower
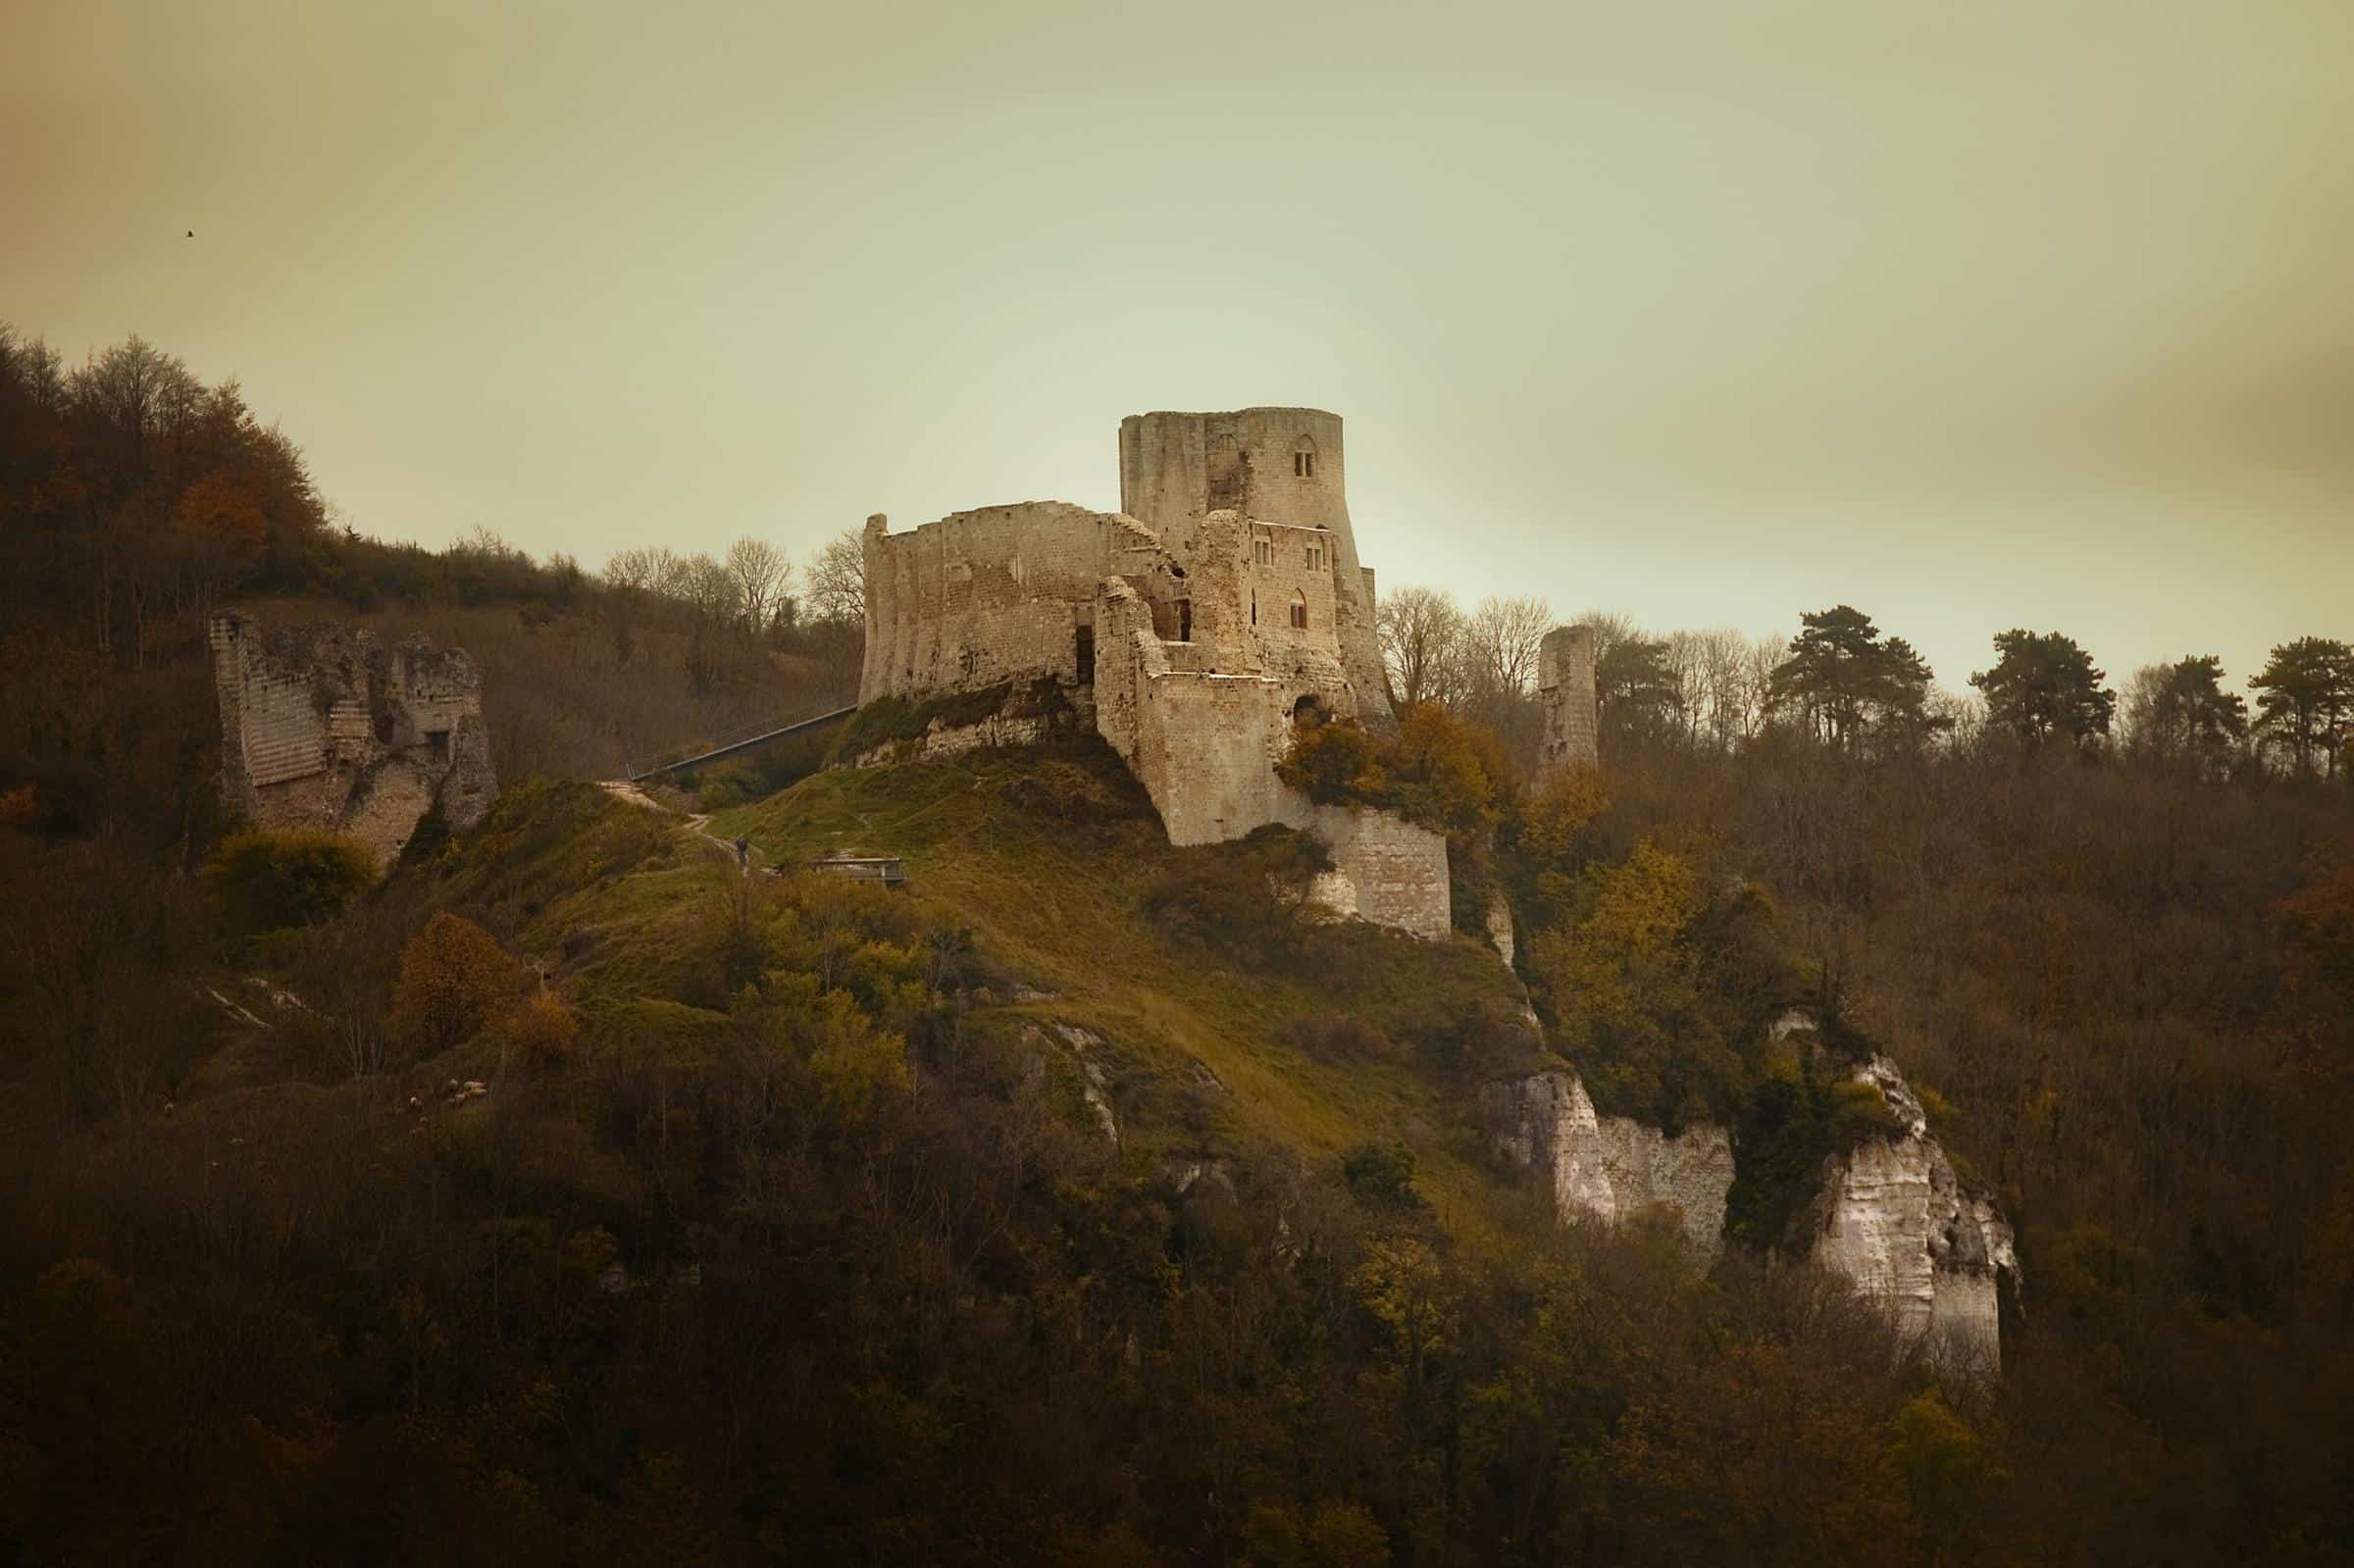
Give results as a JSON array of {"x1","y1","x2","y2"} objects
[{"x1": 1117, "y1": 408, "x2": 1390, "y2": 724}]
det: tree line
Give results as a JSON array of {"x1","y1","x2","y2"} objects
[
  {"x1": 1377, "y1": 586, "x2": 2354, "y2": 783},
  {"x1": 0, "y1": 325, "x2": 865, "y2": 685}
]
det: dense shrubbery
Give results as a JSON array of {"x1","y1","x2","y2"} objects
[
  {"x1": 1276, "y1": 701, "x2": 1507, "y2": 838},
  {"x1": 202, "y1": 828, "x2": 378, "y2": 937},
  {"x1": 1143, "y1": 823, "x2": 1335, "y2": 959}
]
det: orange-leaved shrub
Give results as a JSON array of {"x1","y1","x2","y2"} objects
[
  {"x1": 498, "y1": 988, "x2": 581, "y2": 1066},
  {"x1": 388, "y1": 911, "x2": 519, "y2": 1053}
]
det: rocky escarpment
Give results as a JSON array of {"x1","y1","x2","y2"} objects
[
  {"x1": 1809, "y1": 1053, "x2": 2019, "y2": 1371},
  {"x1": 1483, "y1": 1016, "x2": 2020, "y2": 1369},
  {"x1": 1477, "y1": 1071, "x2": 1733, "y2": 1257}
]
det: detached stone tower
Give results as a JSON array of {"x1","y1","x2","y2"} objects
[
  {"x1": 1537, "y1": 625, "x2": 1599, "y2": 771},
  {"x1": 1117, "y1": 409, "x2": 1391, "y2": 727}
]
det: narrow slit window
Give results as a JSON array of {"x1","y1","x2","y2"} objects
[
  {"x1": 1289, "y1": 591, "x2": 1307, "y2": 630},
  {"x1": 1293, "y1": 437, "x2": 1317, "y2": 479}
]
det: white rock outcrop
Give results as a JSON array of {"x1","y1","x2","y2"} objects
[
  {"x1": 1484, "y1": 1028, "x2": 2019, "y2": 1371},
  {"x1": 1809, "y1": 1054, "x2": 2019, "y2": 1371},
  {"x1": 1478, "y1": 1071, "x2": 1733, "y2": 1258}
]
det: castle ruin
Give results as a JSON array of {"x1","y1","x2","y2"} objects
[
  {"x1": 1537, "y1": 625, "x2": 1600, "y2": 775},
  {"x1": 210, "y1": 611, "x2": 495, "y2": 867},
  {"x1": 861, "y1": 407, "x2": 1561, "y2": 940}
]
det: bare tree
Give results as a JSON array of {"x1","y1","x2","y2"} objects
[
  {"x1": 1570, "y1": 610, "x2": 1642, "y2": 678},
  {"x1": 1462, "y1": 595, "x2": 1553, "y2": 700},
  {"x1": 806, "y1": 528, "x2": 868, "y2": 627},
  {"x1": 603, "y1": 546, "x2": 658, "y2": 596},
  {"x1": 682, "y1": 553, "x2": 737, "y2": 624},
  {"x1": 725, "y1": 537, "x2": 793, "y2": 635},
  {"x1": 1377, "y1": 585, "x2": 1465, "y2": 710},
  {"x1": 1742, "y1": 632, "x2": 1782, "y2": 742}
]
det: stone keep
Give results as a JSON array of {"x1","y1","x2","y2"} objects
[
  {"x1": 210, "y1": 611, "x2": 494, "y2": 867},
  {"x1": 858, "y1": 407, "x2": 1450, "y2": 939}
]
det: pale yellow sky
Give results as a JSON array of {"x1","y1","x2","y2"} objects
[{"x1": 6, "y1": 0, "x2": 2350, "y2": 694}]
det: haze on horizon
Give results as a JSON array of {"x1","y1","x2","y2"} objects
[{"x1": 6, "y1": 0, "x2": 2349, "y2": 701}]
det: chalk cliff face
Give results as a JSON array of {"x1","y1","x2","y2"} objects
[
  {"x1": 1809, "y1": 1055, "x2": 2019, "y2": 1371},
  {"x1": 1483, "y1": 1034, "x2": 2019, "y2": 1368},
  {"x1": 1477, "y1": 1071, "x2": 1733, "y2": 1258}
]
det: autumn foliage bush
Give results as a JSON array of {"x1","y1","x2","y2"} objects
[
  {"x1": 1275, "y1": 701, "x2": 1505, "y2": 838},
  {"x1": 497, "y1": 989, "x2": 581, "y2": 1067},
  {"x1": 387, "y1": 911, "x2": 519, "y2": 1054}
]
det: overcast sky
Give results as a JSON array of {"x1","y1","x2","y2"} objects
[{"x1": 7, "y1": 0, "x2": 2350, "y2": 695}]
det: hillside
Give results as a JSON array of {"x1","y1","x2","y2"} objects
[{"x1": 6, "y1": 720, "x2": 2353, "y2": 1564}]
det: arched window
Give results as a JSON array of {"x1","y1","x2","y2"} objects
[
  {"x1": 1289, "y1": 590, "x2": 1307, "y2": 630},
  {"x1": 1293, "y1": 437, "x2": 1317, "y2": 480},
  {"x1": 1293, "y1": 694, "x2": 1325, "y2": 728}
]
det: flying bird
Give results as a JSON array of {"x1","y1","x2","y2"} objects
[{"x1": 186, "y1": 229, "x2": 194, "y2": 238}]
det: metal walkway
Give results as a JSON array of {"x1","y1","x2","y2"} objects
[{"x1": 627, "y1": 704, "x2": 857, "y2": 783}]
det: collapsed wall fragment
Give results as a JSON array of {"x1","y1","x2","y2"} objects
[{"x1": 210, "y1": 610, "x2": 494, "y2": 866}]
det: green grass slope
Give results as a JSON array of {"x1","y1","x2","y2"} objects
[{"x1": 714, "y1": 739, "x2": 1551, "y2": 1228}]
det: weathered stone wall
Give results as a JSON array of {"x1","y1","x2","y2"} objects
[
  {"x1": 211, "y1": 612, "x2": 494, "y2": 867},
  {"x1": 1118, "y1": 408, "x2": 1390, "y2": 724},
  {"x1": 1289, "y1": 802, "x2": 1453, "y2": 941},
  {"x1": 1093, "y1": 580, "x2": 1445, "y2": 936},
  {"x1": 860, "y1": 502, "x2": 1131, "y2": 704},
  {"x1": 1538, "y1": 625, "x2": 1599, "y2": 771},
  {"x1": 1092, "y1": 580, "x2": 1354, "y2": 849}
]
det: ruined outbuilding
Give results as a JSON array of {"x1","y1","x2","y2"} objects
[
  {"x1": 210, "y1": 611, "x2": 494, "y2": 866},
  {"x1": 860, "y1": 408, "x2": 1481, "y2": 938}
]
